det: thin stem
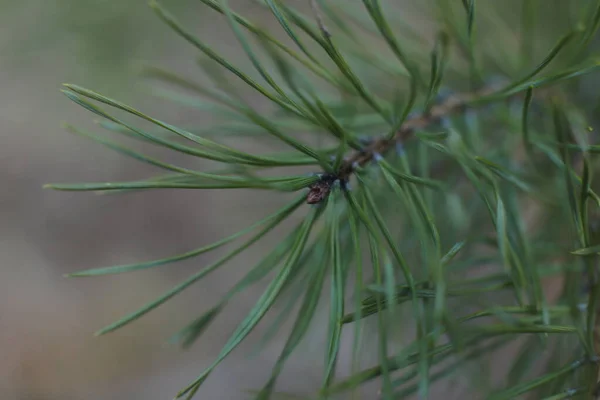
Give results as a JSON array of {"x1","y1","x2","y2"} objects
[{"x1": 336, "y1": 85, "x2": 499, "y2": 181}]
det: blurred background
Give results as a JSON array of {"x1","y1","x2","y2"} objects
[{"x1": 0, "y1": 1, "x2": 342, "y2": 399}]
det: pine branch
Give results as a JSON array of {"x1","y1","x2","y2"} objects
[
  {"x1": 46, "y1": 0, "x2": 600, "y2": 399},
  {"x1": 336, "y1": 85, "x2": 499, "y2": 182}
]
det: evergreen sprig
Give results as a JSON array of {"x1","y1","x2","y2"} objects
[{"x1": 47, "y1": 0, "x2": 600, "y2": 398}]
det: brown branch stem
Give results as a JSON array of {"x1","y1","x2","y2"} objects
[{"x1": 336, "y1": 86, "x2": 498, "y2": 182}]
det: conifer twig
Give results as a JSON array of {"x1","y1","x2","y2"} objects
[{"x1": 337, "y1": 85, "x2": 499, "y2": 182}]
